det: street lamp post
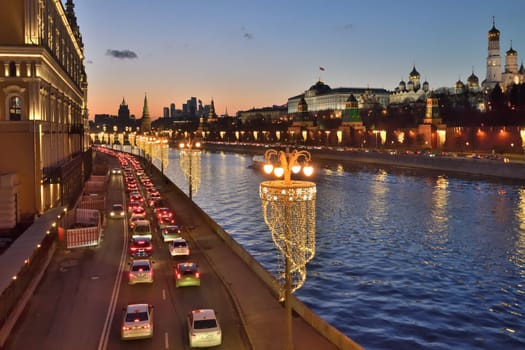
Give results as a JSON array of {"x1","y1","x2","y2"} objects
[
  {"x1": 259, "y1": 147, "x2": 317, "y2": 350},
  {"x1": 179, "y1": 139, "x2": 201, "y2": 200}
]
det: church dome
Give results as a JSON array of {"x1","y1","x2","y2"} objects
[
  {"x1": 409, "y1": 66, "x2": 420, "y2": 79},
  {"x1": 398, "y1": 80, "x2": 406, "y2": 88},
  {"x1": 506, "y1": 45, "x2": 517, "y2": 56},
  {"x1": 488, "y1": 23, "x2": 500, "y2": 38},
  {"x1": 467, "y1": 72, "x2": 479, "y2": 85},
  {"x1": 308, "y1": 80, "x2": 331, "y2": 94},
  {"x1": 455, "y1": 79, "x2": 465, "y2": 89}
]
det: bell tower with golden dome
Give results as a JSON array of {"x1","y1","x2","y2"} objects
[{"x1": 485, "y1": 17, "x2": 502, "y2": 90}]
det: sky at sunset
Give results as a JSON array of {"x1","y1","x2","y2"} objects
[{"x1": 70, "y1": 0, "x2": 525, "y2": 120}]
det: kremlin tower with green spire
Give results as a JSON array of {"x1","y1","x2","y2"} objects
[{"x1": 140, "y1": 93, "x2": 151, "y2": 133}]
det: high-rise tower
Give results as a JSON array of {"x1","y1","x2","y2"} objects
[
  {"x1": 485, "y1": 17, "x2": 502, "y2": 90},
  {"x1": 141, "y1": 93, "x2": 152, "y2": 132}
]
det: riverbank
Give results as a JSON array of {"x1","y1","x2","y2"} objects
[{"x1": 203, "y1": 142, "x2": 525, "y2": 182}]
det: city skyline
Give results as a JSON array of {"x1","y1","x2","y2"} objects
[{"x1": 72, "y1": 0, "x2": 525, "y2": 119}]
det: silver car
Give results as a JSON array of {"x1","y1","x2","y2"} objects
[
  {"x1": 121, "y1": 303, "x2": 154, "y2": 340},
  {"x1": 128, "y1": 259, "x2": 153, "y2": 284}
]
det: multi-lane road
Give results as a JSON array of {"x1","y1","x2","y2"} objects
[{"x1": 4, "y1": 151, "x2": 249, "y2": 349}]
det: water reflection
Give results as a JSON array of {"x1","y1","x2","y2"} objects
[{"x1": 158, "y1": 149, "x2": 525, "y2": 349}]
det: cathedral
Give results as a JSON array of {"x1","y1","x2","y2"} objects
[{"x1": 483, "y1": 18, "x2": 525, "y2": 92}]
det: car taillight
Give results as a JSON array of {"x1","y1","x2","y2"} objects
[
  {"x1": 128, "y1": 273, "x2": 134, "y2": 279},
  {"x1": 195, "y1": 272, "x2": 200, "y2": 278},
  {"x1": 130, "y1": 247, "x2": 137, "y2": 251},
  {"x1": 145, "y1": 246, "x2": 152, "y2": 251},
  {"x1": 143, "y1": 324, "x2": 151, "y2": 329},
  {"x1": 122, "y1": 326, "x2": 131, "y2": 331},
  {"x1": 176, "y1": 273, "x2": 181, "y2": 279}
]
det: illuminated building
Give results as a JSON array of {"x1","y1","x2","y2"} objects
[
  {"x1": 390, "y1": 65, "x2": 430, "y2": 104},
  {"x1": 287, "y1": 80, "x2": 389, "y2": 115},
  {"x1": 483, "y1": 18, "x2": 525, "y2": 91},
  {"x1": 0, "y1": 0, "x2": 89, "y2": 228}
]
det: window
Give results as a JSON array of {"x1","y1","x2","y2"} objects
[
  {"x1": 9, "y1": 62, "x2": 16, "y2": 77},
  {"x1": 9, "y1": 96, "x2": 22, "y2": 120}
]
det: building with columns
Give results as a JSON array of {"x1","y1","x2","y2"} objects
[{"x1": 0, "y1": 0, "x2": 89, "y2": 227}]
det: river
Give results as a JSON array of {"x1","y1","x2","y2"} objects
[{"x1": 152, "y1": 147, "x2": 525, "y2": 350}]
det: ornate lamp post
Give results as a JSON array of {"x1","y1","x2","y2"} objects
[
  {"x1": 259, "y1": 147, "x2": 316, "y2": 350},
  {"x1": 179, "y1": 139, "x2": 201, "y2": 200}
]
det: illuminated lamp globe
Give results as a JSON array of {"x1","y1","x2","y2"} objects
[
  {"x1": 179, "y1": 142, "x2": 186, "y2": 149},
  {"x1": 195, "y1": 141, "x2": 201, "y2": 148},
  {"x1": 291, "y1": 164, "x2": 302, "y2": 174},
  {"x1": 273, "y1": 167, "x2": 285, "y2": 178},
  {"x1": 263, "y1": 163, "x2": 274, "y2": 174},
  {"x1": 303, "y1": 165, "x2": 314, "y2": 177}
]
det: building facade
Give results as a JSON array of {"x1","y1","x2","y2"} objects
[
  {"x1": 483, "y1": 18, "x2": 525, "y2": 92},
  {"x1": 287, "y1": 80, "x2": 389, "y2": 114},
  {"x1": 0, "y1": 0, "x2": 89, "y2": 227}
]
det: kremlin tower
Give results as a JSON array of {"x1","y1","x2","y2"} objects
[{"x1": 140, "y1": 93, "x2": 151, "y2": 133}]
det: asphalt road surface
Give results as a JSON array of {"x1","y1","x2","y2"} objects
[{"x1": 4, "y1": 152, "x2": 248, "y2": 350}]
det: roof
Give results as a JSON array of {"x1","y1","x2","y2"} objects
[
  {"x1": 192, "y1": 309, "x2": 216, "y2": 320},
  {"x1": 126, "y1": 303, "x2": 149, "y2": 313}
]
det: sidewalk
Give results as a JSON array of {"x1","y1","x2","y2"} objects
[{"x1": 143, "y1": 159, "x2": 362, "y2": 350}]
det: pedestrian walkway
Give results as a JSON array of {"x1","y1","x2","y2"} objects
[{"x1": 142, "y1": 157, "x2": 363, "y2": 350}]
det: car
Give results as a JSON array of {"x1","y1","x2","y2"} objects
[
  {"x1": 129, "y1": 193, "x2": 145, "y2": 204},
  {"x1": 154, "y1": 207, "x2": 172, "y2": 217},
  {"x1": 129, "y1": 237, "x2": 153, "y2": 258},
  {"x1": 175, "y1": 262, "x2": 200, "y2": 287},
  {"x1": 110, "y1": 204, "x2": 125, "y2": 219},
  {"x1": 121, "y1": 303, "x2": 154, "y2": 340},
  {"x1": 129, "y1": 215, "x2": 147, "y2": 230},
  {"x1": 130, "y1": 206, "x2": 146, "y2": 218},
  {"x1": 161, "y1": 225, "x2": 183, "y2": 242},
  {"x1": 133, "y1": 220, "x2": 152, "y2": 239},
  {"x1": 187, "y1": 309, "x2": 221, "y2": 347},
  {"x1": 111, "y1": 167, "x2": 122, "y2": 175},
  {"x1": 157, "y1": 214, "x2": 176, "y2": 229},
  {"x1": 128, "y1": 259, "x2": 154, "y2": 284},
  {"x1": 169, "y1": 238, "x2": 190, "y2": 257}
]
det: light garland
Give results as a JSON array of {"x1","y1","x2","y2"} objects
[
  {"x1": 260, "y1": 180, "x2": 316, "y2": 299},
  {"x1": 179, "y1": 149, "x2": 201, "y2": 196}
]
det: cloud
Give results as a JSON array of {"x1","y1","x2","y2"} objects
[
  {"x1": 105, "y1": 49, "x2": 138, "y2": 59},
  {"x1": 241, "y1": 26, "x2": 254, "y2": 40}
]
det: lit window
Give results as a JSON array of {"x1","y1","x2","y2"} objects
[{"x1": 9, "y1": 96, "x2": 22, "y2": 120}]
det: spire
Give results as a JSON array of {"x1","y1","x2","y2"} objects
[
  {"x1": 142, "y1": 93, "x2": 149, "y2": 117},
  {"x1": 140, "y1": 93, "x2": 151, "y2": 132},
  {"x1": 121, "y1": 97, "x2": 126, "y2": 106}
]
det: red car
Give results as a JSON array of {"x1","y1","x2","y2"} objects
[{"x1": 129, "y1": 237, "x2": 152, "y2": 258}]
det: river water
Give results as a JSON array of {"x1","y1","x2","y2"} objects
[{"x1": 153, "y1": 148, "x2": 525, "y2": 350}]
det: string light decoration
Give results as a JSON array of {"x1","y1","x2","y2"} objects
[
  {"x1": 259, "y1": 147, "x2": 316, "y2": 350},
  {"x1": 179, "y1": 140, "x2": 202, "y2": 200}
]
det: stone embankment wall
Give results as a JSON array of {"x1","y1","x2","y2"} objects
[{"x1": 205, "y1": 143, "x2": 525, "y2": 181}]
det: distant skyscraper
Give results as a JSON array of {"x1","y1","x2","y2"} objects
[
  {"x1": 163, "y1": 107, "x2": 169, "y2": 119},
  {"x1": 141, "y1": 93, "x2": 152, "y2": 132},
  {"x1": 170, "y1": 103, "x2": 176, "y2": 118}
]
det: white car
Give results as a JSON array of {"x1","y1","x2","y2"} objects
[
  {"x1": 161, "y1": 225, "x2": 183, "y2": 242},
  {"x1": 121, "y1": 303, "x2": 154, "y2": 340},
  {"x1": 110, "y1": 204, "x2": 125, "y2": 219},
  {"x1": 111, "y1": 167, "x2": 122, "y2": 175},
  {"x1": 169, "y1": 238, "x2": 190, "y2": 257},
  {"x1": 187, "y1": 309, "x2": 222, "y2": 348},
  {"x1": 132, "y1": 219, "x2": 152, "y2": 239},
  {"x1": 128, "y1": 259, "x2": 153, "y2": 284}
]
